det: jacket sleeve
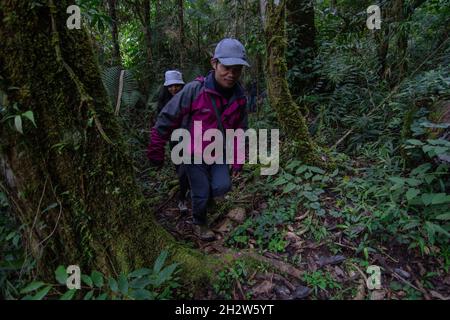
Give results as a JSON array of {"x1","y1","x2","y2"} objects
[
  {"x1": 147, "y1": 81, "x2": 201, "y2": 163},
  {"x1": 232, "y1": 98, "x2": 248, "y2": 172}
]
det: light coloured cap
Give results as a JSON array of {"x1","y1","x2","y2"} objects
[
  {"x1": 213, "y1": 38, "x2": 250, "y2": 67},
  {"x1": 164, "y1": 70, "x2": 185, "y2": 86}
]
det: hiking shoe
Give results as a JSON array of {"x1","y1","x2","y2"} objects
[
  {"x1": 193, "y1": 224, "x2": 216, "y2": 241},
  {"x1": 177, "y1": 200, "x2": 188, "y2": 214}
]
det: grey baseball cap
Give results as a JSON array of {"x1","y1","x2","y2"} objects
[{"x1": 213, "y1": 38, "x2": 250, "y2": 67}]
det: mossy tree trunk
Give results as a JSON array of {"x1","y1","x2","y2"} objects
[
  {"x1": 262, "y1": 0, "x2": 320, "y2": 163},
  {"x1": 0, "y1": 0, "x2": 213, "y2": 284}
]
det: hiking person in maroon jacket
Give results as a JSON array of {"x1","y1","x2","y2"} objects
[{"x1": 147, "y1": 38, "x2": 249, "y2": 241}]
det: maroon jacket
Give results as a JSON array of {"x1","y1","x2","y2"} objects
[{"x1": 147, "y1": 71, "x2": 248, "y2": 170}]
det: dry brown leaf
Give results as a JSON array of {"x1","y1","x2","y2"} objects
[
  {"x1": 216, "y1": 218, "x2": 234, "y2": 233},
  {"x1": 227, "y1": 207, "x2": 246, "y2": 223},
  {"x1": 353, "y1": 280, "x2": 366, "y2": 300},
  {"x1": 370, "y1": 290, "x2": 386, "y2": 300},
  {"x1": 252, "y1": 280, "x2": 275, "y2": 295}
]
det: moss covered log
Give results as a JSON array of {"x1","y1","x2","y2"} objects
[{"x1": 0, "y1": 0, "x2": 220, "y2": 286}]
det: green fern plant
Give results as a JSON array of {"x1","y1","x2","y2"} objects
[{"x1": 101, "y1": 66, "x2": 144, "y2": 112}]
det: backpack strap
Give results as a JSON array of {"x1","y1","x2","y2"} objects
[{"x1": 209, "y1": 94, "x2": 225, "y2": 135}]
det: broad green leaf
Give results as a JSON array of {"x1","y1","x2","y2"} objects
[
  {"x1": 130, "y1": 289, "x2": 154, "y2": 300},
  {"x1": 405, "y1": 178, "x2": 422, "y2": 187},
  {"x1": 22, "y1": 111, "x2": 36, "y2": 127},
  {"x1": 60, "y1": 289, "x2": 76, "y2": 300},
  {"x1": 108, "y1": 277, "x2": 119, "y2": 292},
  {"x1": 81, "y1": 274, "x2": 93, "y2": 287},
  {"x1": 310, "y1": 202, "x2": 321, "y2": 210},
  {"x1": 84, "y1": 290, "x2": 94, "y2": 300},
  {"x1": 272, "y1": 176, "x2": 287, "y2": 186},
  {"x1": 129, "y1": 268, "x2": 151, "y2": 278},
  {"x1": 295, "y1": 165, "x2": 308, "y2": 175},
  {"x1": 406, "y1": 188, "x2": 420, "y2": 201},
  {"x1": 402, "y1": 220, "x2": 421, "y2": 231},
  {"x1": 421, "y1": 193, "x2": 434, "y2": 206},
  {"x1": 286, "y1": 160, "x2": 301, "y2": 170},
  {"x1": 91, "y1": 271, "x2": 104, "y2": 288},
  {"x1": 282, "y1": 182, "x2": 297, "y2": 194},
  {"x1": 156, "y1": 263, "x2": 179, "y2": 286},
  {"x1": 406, "y1": 139, "x2": 424, "y2": 146},
  {"x1": 129, "y1": 277, "x2": 153, "y2": 289},
  {"x1": 309, "y1": 166, "x2": 325, "y2": 174},
  {"x1": 118, "y1": 274, "x2": 128, "y2": 295},
  {"x1": 14, "y1": 115, "x2": 23, "y2": 134},
  {"x1": 388, "y1": 177, "x2": 405, "y2": 185},
  {"x1": 435, "y1": 213, "x2": 450, "y2": 220},
  {"x1": 427, "y1": 139, "x2": 450, "y2": 146},
  {"x1": 303, "y1": 192, "x2": 319, "y2": 202},
  {"x1": 96, "y1": 293, "x2": 108, "y2": 300},
  {"x1": 55, "y1": 265, "x2": 67, "y2": 285},
  {"x1": 31, "y1": 285, "x2": 52, "y2": 300},
  {"x1": 431, "y1": 193, "x2": 450, "y2": 205},
  {"x1": 411, "y1": 163, "x2": 432, "y2": 176},
  {"x1": 426, "y1": 221, "x2": 450, "y2": 237},
  {"x1": 153, "y1": 250, "x2": 168, "y2": 274},
  {"x1": 20, "y1": 281, "x2": 45, "y2": 294}
]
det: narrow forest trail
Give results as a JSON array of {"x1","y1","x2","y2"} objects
[
  {"x1": 131, "y1": 108, "x2": 449, "y2": 300},
  {"x1": 147, "y1": 172, "x2": 447, "y2": 300}
]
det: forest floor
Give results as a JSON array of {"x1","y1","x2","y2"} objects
[
  {"x1": 136, "y1": 148, "x2": 449, "y2": 300},
  {"x1": 126, "y1": 99, "x2": 450, "y2": 300},
  {"x1": 152, "y1": 179, "x2": 448, "y2": 300}
]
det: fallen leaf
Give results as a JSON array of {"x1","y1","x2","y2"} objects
[
  {"x1": 317, "y1": 255, "x2": 346, "y2": 268},
  {"x1": 292, "y1": 286, "x2": 311, "y2": 300},
  {"x1": 353, "y1": 280, "x2": 366, "y2": 300},
  {"x1": 274, "y1": 285, "x2": 291, "y2": 299},
  {"x1": 252, "y1": 280, "x2": 275, "y2": 295},
  {"x1": 227, "y1": 207, "x2": 246, "y2": 223},
  {"x1": 394, "y1": 268, "x2": 411, "y2": 279},
  {"x1": 216, "y1": 218, "x2": 234, "y2": 233},
  {"x1": 430, "y1": 290, "x2": 450, "y2": 300},
  {"x1": 334, "y1": 266, "x2": 345, "y2": 278},
  {"x1": 285, "y1": 231, "x2": 301, "y2": 243},
  {"x1": 370, "y1": 290, "x2": 386, "y2": 300}
]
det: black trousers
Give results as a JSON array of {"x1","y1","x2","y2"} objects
[{"x1": 175, "y1": 164, "x2": 190, "y2": 201}]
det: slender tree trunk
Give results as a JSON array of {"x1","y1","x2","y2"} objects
[
  {"x1": 143, "y1": 0, "x2": 152, "y2": 66},
  {"x1": 0, "y1": 0, "x2": 213, "y2": 283},
  {"x1": 376, "y1": 1, "x2": 390, "y2": 80},
  {"x1": 155, "y1": 0, "x2": 161, "y2": 57},
  {"x1": 377, "y1": 0, "x2": 427, "y2": 84},
  {"x1": 107, "y1": 0, "x2": 121, "y2": 66},
  {"x1": 393, "y1": 0, "x2": 408, "y2": 83},
  {"x1": 286, "y1": 0, "x2": 316, "y2": 97},
  {"x1": 234, "y1": 0, "x2": 239, "y2": 38},
  {"x1": 262, "y1": 0, "x2": 319, "y2": 163},
  {"x1": 141, "y1": 0, "x2": 153, "y2": 92},
  {"x1": 178, "y1": 0, "x2": 185, "y2": 67}
]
